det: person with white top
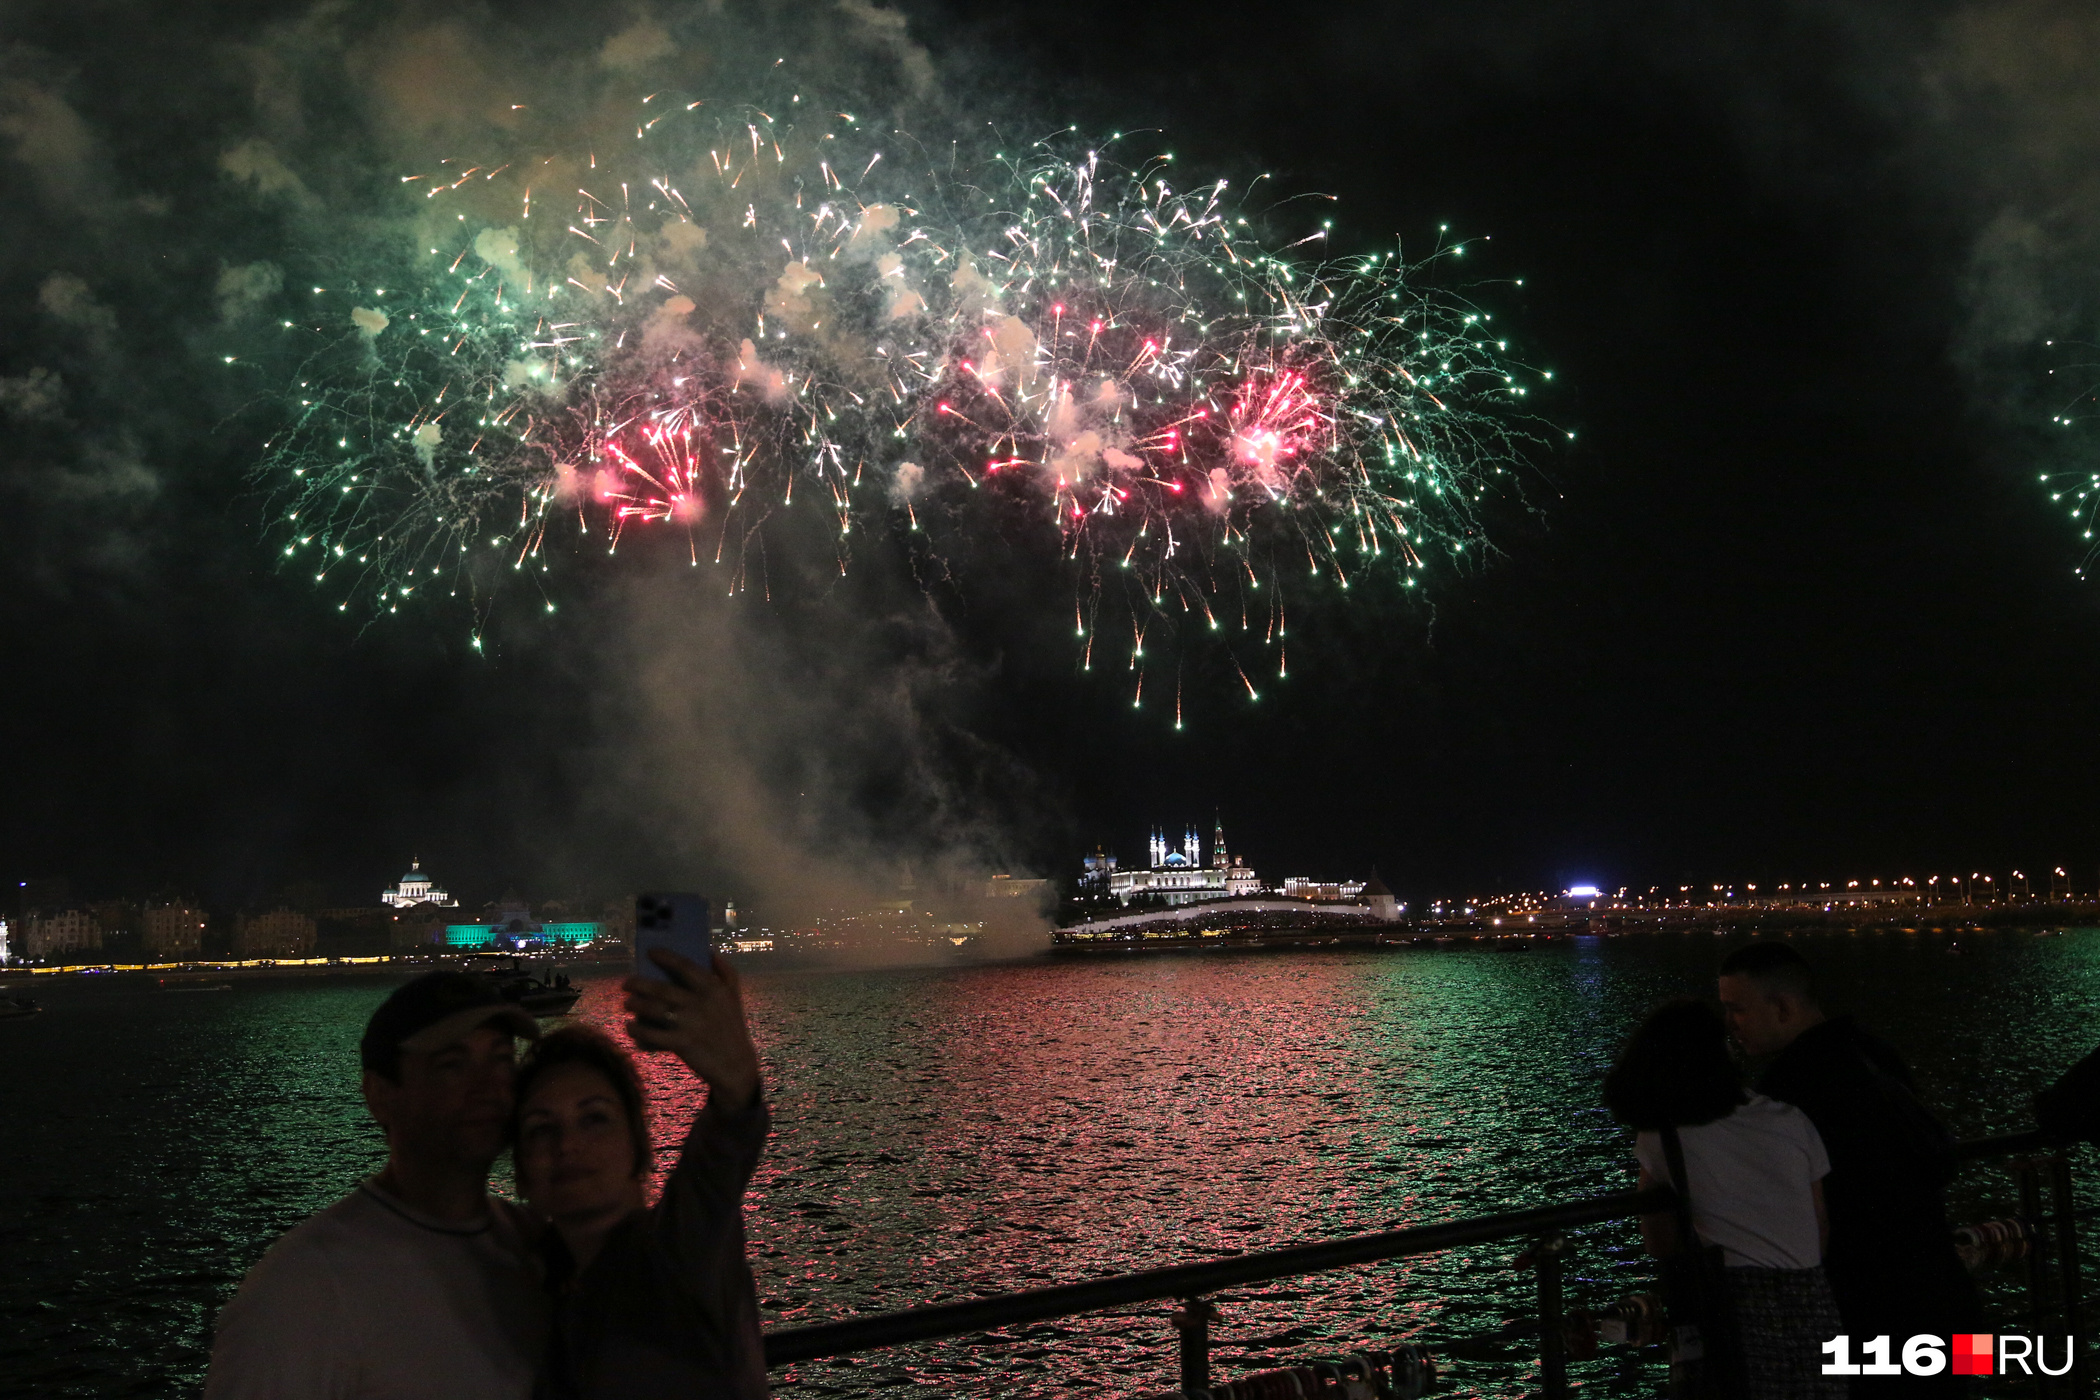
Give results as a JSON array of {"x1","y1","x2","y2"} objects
[
  {"x1": 1720, "y1": 941, "x2": 1979, "y2": 1391},
  {"x1": 1605, "y1": 998, "x2": 1845, "y2": 1400}
]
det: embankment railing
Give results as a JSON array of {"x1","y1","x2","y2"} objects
[{"x1": 761, "y1": 1133, "x2": 2087, "y2": 1397}]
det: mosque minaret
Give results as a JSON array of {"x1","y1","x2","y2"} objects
[{"x1": 1112, "y1": 821, "x2": 1258, "y2": 906}]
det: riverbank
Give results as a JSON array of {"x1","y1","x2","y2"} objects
[
  {"x1": 1048, "y1": 901, "x2": 2100, "y2": 954},
  {"x1": 14, "y1": 904, "x2": 2093, "y2": 977},
  {"x1": 1, "y1": 949, "x2": 635, "y2": 983},
  {"x1": 1439, "y1": 900, "x2": 2100, "y2": 936}
]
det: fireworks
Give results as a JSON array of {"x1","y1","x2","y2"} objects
[
  {"x1": 260, "y1": 91, "x2": 1550, "y2": 698},
  {"x1": 2045, "y1": 343, "x2": 2100, "y2": 574}
]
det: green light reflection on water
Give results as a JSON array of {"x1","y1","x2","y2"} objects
[{"x1": 5, "y1": 931, "x2": 2097, "y2": 1398}]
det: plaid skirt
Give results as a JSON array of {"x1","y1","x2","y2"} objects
[{"x1": 1723, "y1": 1265, "x2": 1849, "y2": 1400}]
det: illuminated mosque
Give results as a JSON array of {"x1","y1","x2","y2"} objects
[{"x1": 1100, "y1": 818, "x2": 1261, "y2": 906}]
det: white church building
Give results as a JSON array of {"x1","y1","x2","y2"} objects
[{"x1": 381, "y1": 859, "x2": 458, "y2": 910}]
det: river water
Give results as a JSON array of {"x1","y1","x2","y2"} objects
[{"x1": 3, "y1": 929, "x2": 2095, "y2": 1398}]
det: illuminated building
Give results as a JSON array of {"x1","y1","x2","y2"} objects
[
  {"x1": 1079, "y1": 848, "x2": 1118, "y2": 894},
  {"x1": 442, "y1": 897, "x2": 601, "y2": 948},
  {"x1": 235, "y1": 907, "x2": 316, "y2": 958},
  {"x1": 142, "y1": 900, "x2": 206, "y2": 959},
  {"x1": 1108, "y1": 818, "x2": 1259, "y2": 907},
  {"x1": 1280, "y1": 877, "x2": 1368, "y2": 902},
  {"x1": 381, "y1": 859, "x2": 457, "y2": 910},
  {"x1": 25, "y1": 909, "x2": 100, "y2": 960},
  {"x1": 1224, "y1": 828, "x2": 1263, "y2": 897}
]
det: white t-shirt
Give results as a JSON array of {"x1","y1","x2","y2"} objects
[
  {"x1": 1634, "y1": 1093, "x2": 1831, "y2": 1270},
  {"x1": 204, "y1": 1179, "x2": 546, "y2": 1400}
]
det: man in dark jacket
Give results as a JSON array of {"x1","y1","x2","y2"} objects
[{"x1": 1717, "y1": 943, "x2": 1981, "y2": 1387}]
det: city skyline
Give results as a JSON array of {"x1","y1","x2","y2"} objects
[
  {"x1": 16, "y1": 845, "x2": 2100, "y2": 928},
  {"x1": 6, "y1": 1, "x2": 2100, "y2": 919}
]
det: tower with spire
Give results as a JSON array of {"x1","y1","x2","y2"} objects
[{"x1": 1107, "y1": 818, "x2": 1261, "y2": 905}]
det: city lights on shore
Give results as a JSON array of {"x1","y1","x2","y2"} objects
[{"x1": 1433, "y1": 865, "x2": 2086, "y2": 916}]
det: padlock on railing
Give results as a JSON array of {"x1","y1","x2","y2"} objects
[
  {"x1": 1564, "y1": 1291, "x2": 1667, "y2": 1359},
  {"x1": 1384, "y1": 1343, "x2": 1436, "y2": 1399},
  {"x1": 1954, "y1": 1216, "x2": 2038, "y2": 1271}
]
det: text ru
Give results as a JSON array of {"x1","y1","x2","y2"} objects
[{"x1": 1821, "y1": 1334, "x2": 2074, "y2": 1377}]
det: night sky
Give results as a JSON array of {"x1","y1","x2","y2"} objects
[{"x1": 3, "y1": 1, "x2": 2098, "y2": 913}]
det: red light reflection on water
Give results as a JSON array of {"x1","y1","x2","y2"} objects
[
  {"x1": 553, "y1": 946, "x2": 1684, "y2": 1397},
  {"x1": 559, "y1": 959, "x2": 1467, "y2": 1394},
  {"x1": 565, "y1": 979, "x2": 712, "y2": 1190}
]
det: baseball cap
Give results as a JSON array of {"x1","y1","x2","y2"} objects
[{"x1": 360, "y1": 971, "x2": 541, "y2": 1078}]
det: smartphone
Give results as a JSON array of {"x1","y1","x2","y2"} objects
[{"x1": 634, "y1": 892, "x2": 710, "y2": 981}]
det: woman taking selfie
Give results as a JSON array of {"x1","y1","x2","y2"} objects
[{"x1": 512, "y1": 949, "x2": 770, "y2": 1400}]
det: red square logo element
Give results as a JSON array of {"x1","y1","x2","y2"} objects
[{"x1": 1951, "y1": 1335, "x2": 1993, "y2": 1376}]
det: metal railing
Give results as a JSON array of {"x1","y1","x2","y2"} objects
[
  {"x1": 763, "y1": 1187, "x2": 1670, "y2": 1391},
  {"x1": 1955, "y1": 1132, "x2": 2089, "y2": 1399},
  {"x1": 761, "y1": 1133, "x2": 2089, "y2": 1397}
]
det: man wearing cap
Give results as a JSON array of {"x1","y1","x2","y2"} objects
[{"x1": 204, "y1": 972, "x2": 547, "y2": 1399}]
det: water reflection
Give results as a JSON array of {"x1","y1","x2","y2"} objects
[{"x1": 3, "y1": 930, "x2": 2093, "y2": 1398}]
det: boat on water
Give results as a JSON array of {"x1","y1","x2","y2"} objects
[
  {"x1": 0, "y1": 990, "x2": 43, "y2": 1019},
  {"x1": 468, "y1": 956, "x2": 582, "y2": 1017},
  {"x1": 503, "y1": 974, "x2": 581, "y2": 1016}
]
